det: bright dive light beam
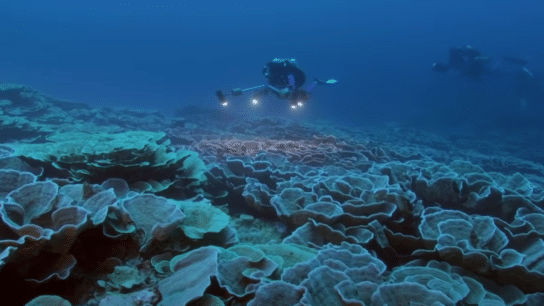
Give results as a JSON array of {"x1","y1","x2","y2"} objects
[
  {"x1": 297, "y1": 101, "x2": 303, "y2": 107},
  {"x1": 221, "y1": 101, "x2": 228, "y2": 107},
  {"x1": 252, "y1": 99, "x2": 259, "y2": 105}
]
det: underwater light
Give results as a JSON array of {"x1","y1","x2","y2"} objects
[
  {"x1": 290, "y1": 104, "x2": 297, "y2": 109},
  {"x1": 297, "y1": 101, "x2": 303, "y2": 107},
  {"x1": 221, "y1": 101, "x2": 228, "y2": 107},
  {"x1": 251, "y1": 99, "x2": 259, "y2": 105}
]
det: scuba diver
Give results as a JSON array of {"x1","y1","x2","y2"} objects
[
  {"x1": 216, "y1": 58, "x2": 337, "y2": 109},
  {"x1": 432, "y1": 45, "x2": 491, "y2": 81},
  {"x1": 433, "y1": 46, "x2": 544, "y2": 113}
]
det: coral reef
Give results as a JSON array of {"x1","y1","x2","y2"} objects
[{"x1": 2, "y1": 84, "x2": 544, "y2": 305}]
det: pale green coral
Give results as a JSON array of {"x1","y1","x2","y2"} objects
[
  {"x1": 6, "y1": 131, "x2": 207, "y2": 191},
  {"x1": 177, "y1": 198, "x2": 230, "y2": 240}
]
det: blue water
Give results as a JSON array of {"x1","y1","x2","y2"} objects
[
  {"x1": 1, "y1": 0, "x2": 543, "y2": 127},
  {"x1": 4, "y1": 2, "x2": 544, "y2": 305}
]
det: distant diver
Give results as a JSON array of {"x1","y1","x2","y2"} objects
[
  {"x1": 216, "y1": 58, "x2": 337, "y2": 109},
  {"x1": 433, "y1": 48, "x2": 544, "y2": 106},
  {"x1": 432, "y1": 45, "x2": 491, "y2": 81}
]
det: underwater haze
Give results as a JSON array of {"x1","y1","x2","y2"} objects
[
  {"x1": 2, "y1": 0, "x2": 543, "y2": 127},
  {"x1": 3, "y1": 1, "x2": 544, "y2": 306}
]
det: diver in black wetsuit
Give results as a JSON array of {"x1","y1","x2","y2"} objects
[
  {"x1": 432, "y1": 45, "x2": 491, "y2": 81},
  {"x1": 432, "y1": 47, "x2": 544, "y2": 110},
  {"x1": 263, "y1": 58, "x2": 307, "y2": 90},
  {"x1": 216, "y1": 58, "x2": 337, "y2": 109},
  {"x1": 259, "y1": 58, "x2": 324, "y2": 108}
]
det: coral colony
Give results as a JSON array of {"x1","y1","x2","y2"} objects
[{"x1": 1, "y1": 84, "x2": 544, "y2": 305}]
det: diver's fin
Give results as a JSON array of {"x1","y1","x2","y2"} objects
[
  {"x1": 522, "y1": 67, "x2": 534, "y2": 78},
  {"x1": 314, "y1": 78, "x2": 337, "y2": 85}
]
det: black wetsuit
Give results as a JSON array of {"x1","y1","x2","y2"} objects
[
  {"x1": 262, "y1": 60, "x2": 307, "y2": 89},
  {"x1": 449, "y1": 46, "x2": 488, "y2": 80}
]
